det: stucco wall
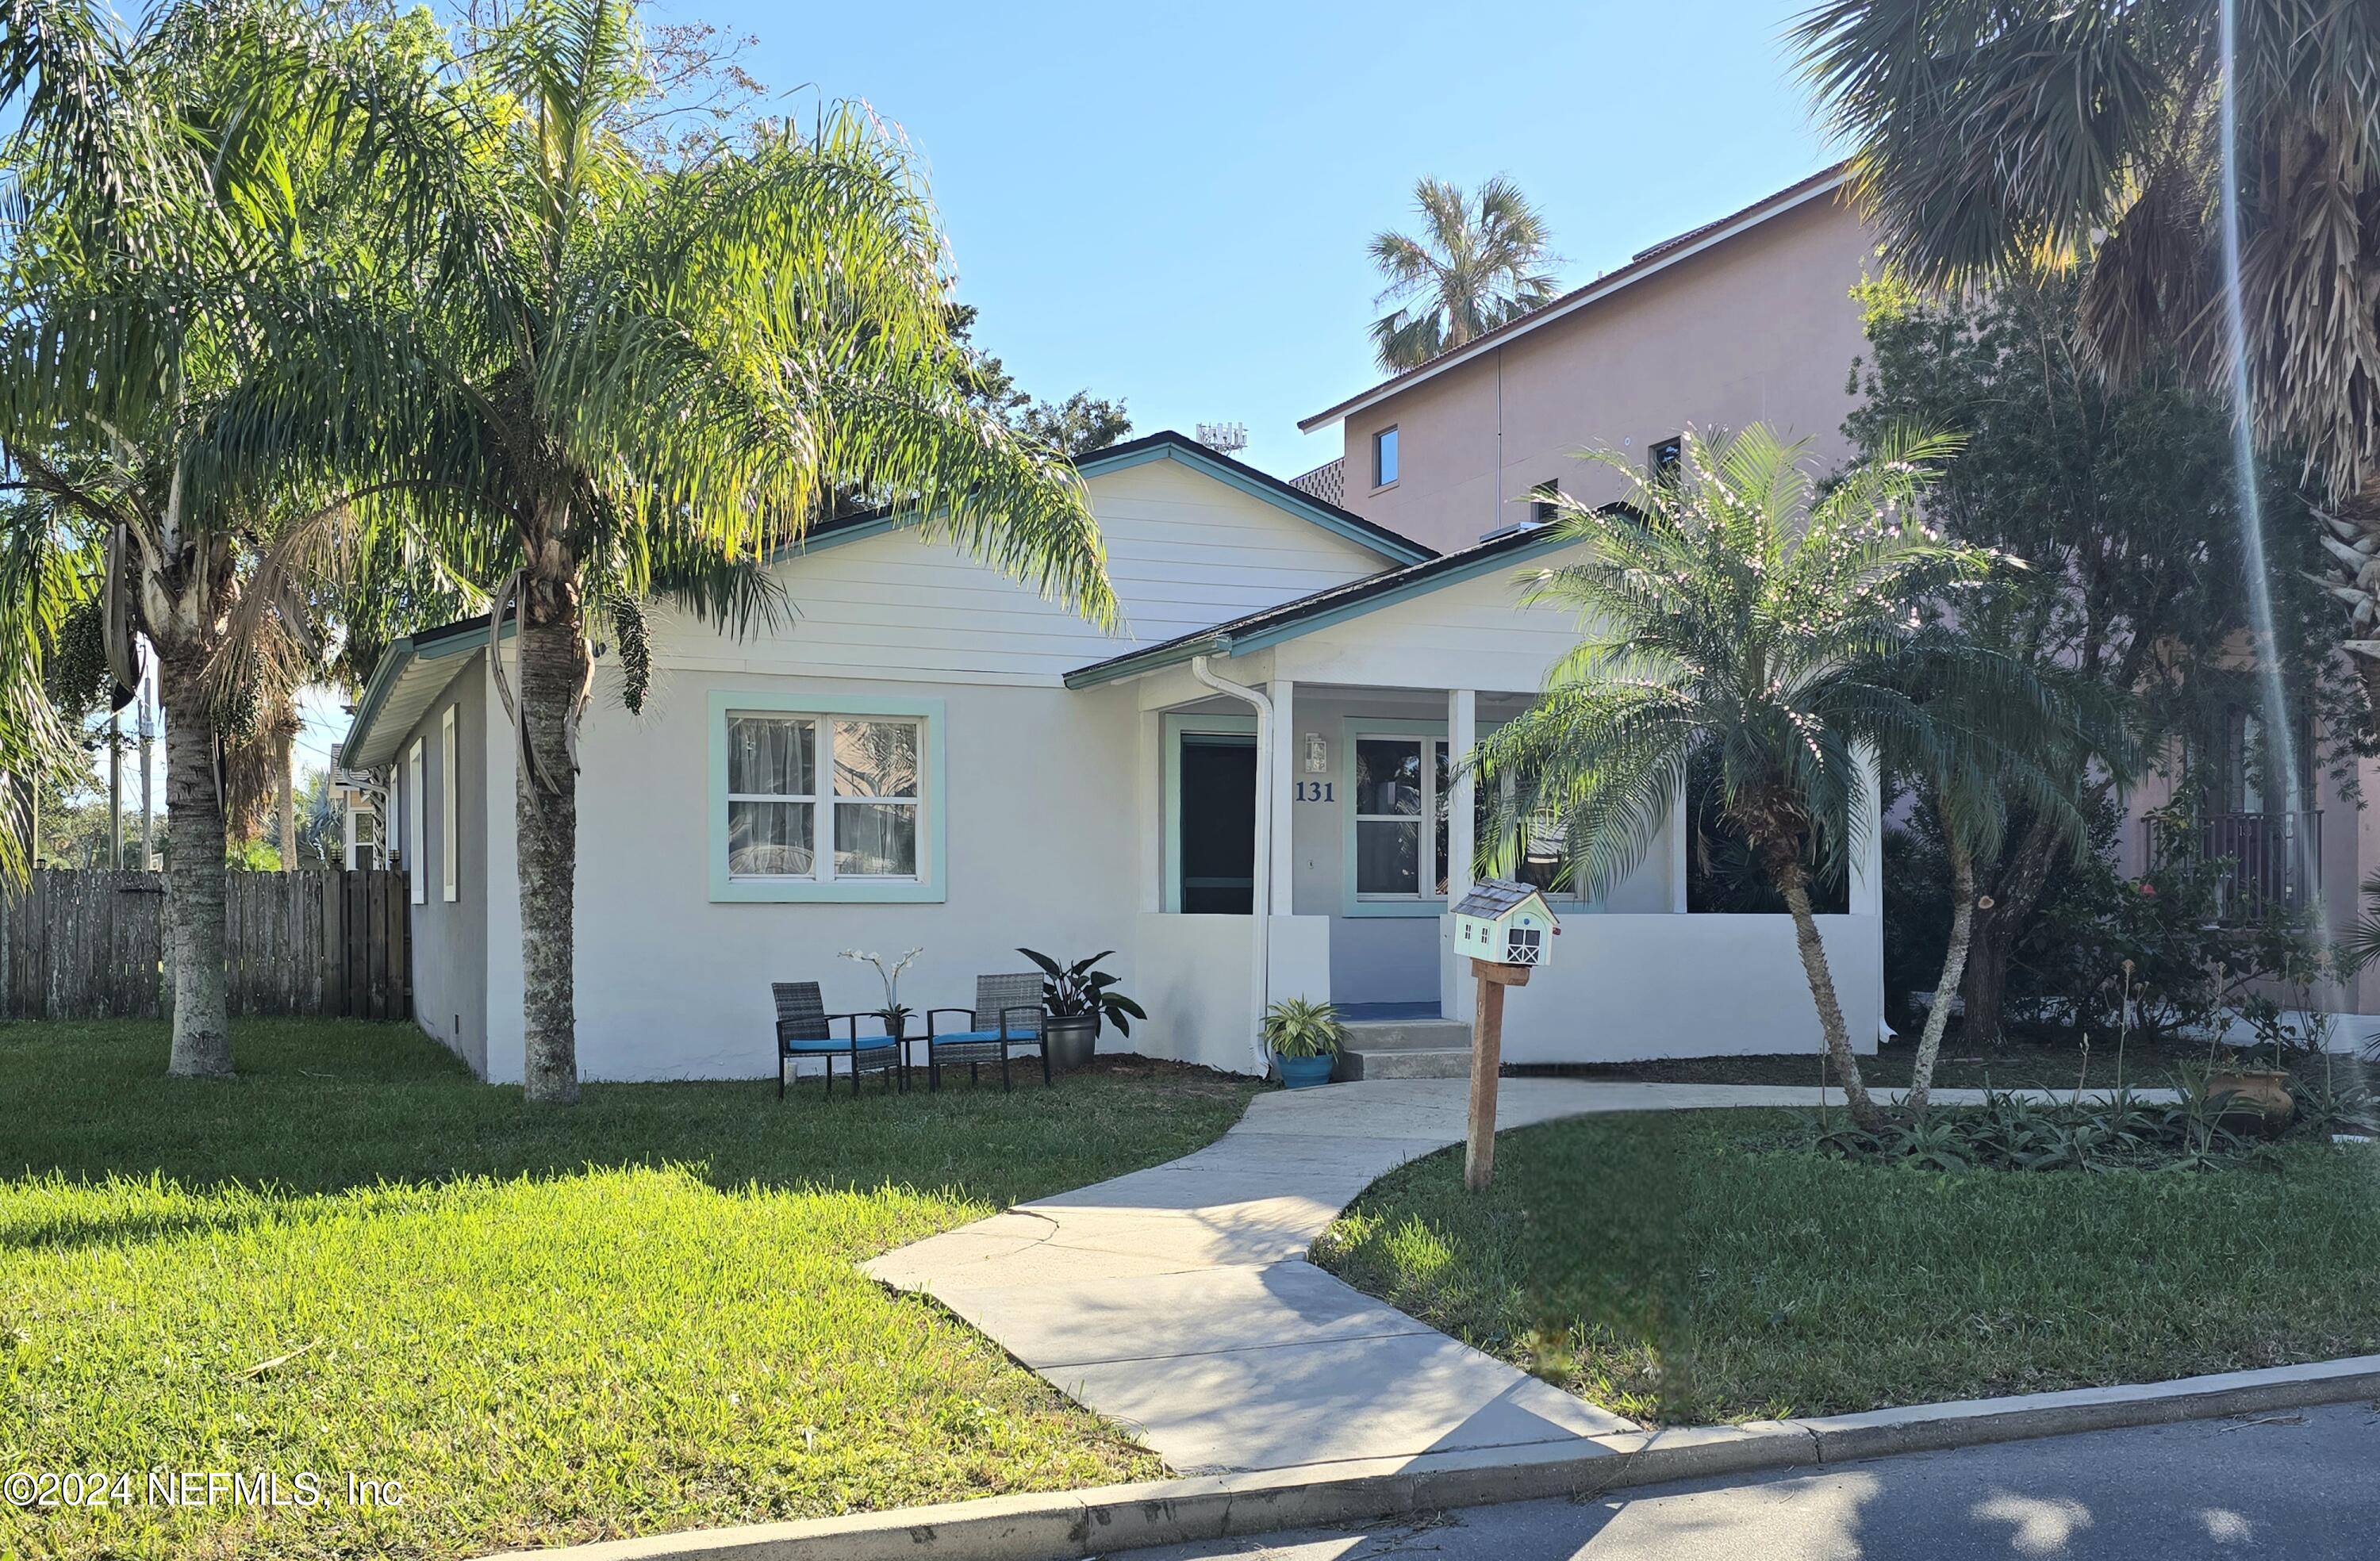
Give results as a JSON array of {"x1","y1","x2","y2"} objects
[
  {"x1": 394, "y1": 650, "x2": 489, "y2": 1075},
  {"x1": 1335, "y1": 194, "x2": 1876, "y2": 553},
  {"x1": 1491, "y1": 911, "x2": 1883, "y2": 1062}
]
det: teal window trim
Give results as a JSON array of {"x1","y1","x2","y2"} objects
[
  {"x1": 1161, "y1": 711, "x2": 1257, "y2": 914},
  {"x1": 1340, "y1": 717, "x2": 1446, "y2": 919},
  {"x1": 708, "y1": 690, "x2": 948, "y2": 903}
]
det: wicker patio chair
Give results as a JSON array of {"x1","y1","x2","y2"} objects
[
  {"x1": 773, "y1": 981, "x2": 903, "y2": 1099},
  {"x1": 923, "y1": 972, "x2": 1050, "y2": 1091}
]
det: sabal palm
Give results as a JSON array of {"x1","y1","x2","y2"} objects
[
  {"x1": 1369, "y1": 175, "x2": 1558, "y2": 372},
  {"x1": 1795, "y1": 0, "x2": 2380, "y2": 688},
  {"x1": 1472, "y1": 425, "x2": 2006, "y2": 1130},
  {"x1": 271, "y1": 0, "x2": 1115, "y2": 1102}
]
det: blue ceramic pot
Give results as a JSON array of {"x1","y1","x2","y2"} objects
[{"x1": 1277, "y1": 1053, "x2": 1336, "y2": 1090}]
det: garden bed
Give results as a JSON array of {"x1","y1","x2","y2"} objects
[
  {"x1": 0, "y1": 1019, "x2": 1257, "y2": 1561},
  {"x1": 1314, "y1": 1107, "x2": 2380, "y2": 1427}
]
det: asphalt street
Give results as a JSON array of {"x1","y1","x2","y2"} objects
[{"x1": 1110, "y1": 1400, "x2": 2380, "y2": 1559}]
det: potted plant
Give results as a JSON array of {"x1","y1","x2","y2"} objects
[
  {"x1": 1019, "y1": 949, "x2": 1146, "y2": 1071},
  {"x1": 2207, "y1": 994, "x2": 2301, "y2": 1134},
  {"x1": 1263, "y1": 997, "x2": 1345, "y2": 1089}
]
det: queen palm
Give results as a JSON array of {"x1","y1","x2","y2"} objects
[
  {"x1": 1368, "y1": 175, "x2": 1559, "y2": 372},
  {"x1": 264, "y1": 0, "x2": 1114, "y2": 1103},
  {"x1": 1472, "y1": 425, "x2": 2015, "y2": 1131},
  {"x1": 1795, "y1": 0, "x2": 2380, "y2": 696},
  {"x1": 0, "y1": 0, "x2": 374, "y2": 1076}
]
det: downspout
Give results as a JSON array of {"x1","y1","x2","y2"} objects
[{"x1": 1189, "y1": 654, "x2": 1275, "y2": 1075}]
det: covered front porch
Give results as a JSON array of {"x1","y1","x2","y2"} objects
[
  {"x1": 1111, "y1": 658, "x2": 1883, "y2": 1076},
  {"x1": 1073, "y1": 528, "x2": 1886, "y2": 1077}
]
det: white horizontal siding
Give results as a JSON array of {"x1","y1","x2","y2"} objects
[
  {"x1": 1276, "y1": 543, "x2": 1592, "y2": 694},
  {"x1": 650, "y1": 454, "x2": 1399, "y2": 685}
]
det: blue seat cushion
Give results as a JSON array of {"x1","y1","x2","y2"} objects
[
  {"x1": 929, "y1": 1029, "x2": 1036, "y2": 1046},
  {"x1": 781, "y1": 1036, "x2": 893, "y2": 1054}
]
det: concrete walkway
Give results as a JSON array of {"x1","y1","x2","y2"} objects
[{"x1": 865, "y1": 1078, "x2": 2161, "y2": 1478}]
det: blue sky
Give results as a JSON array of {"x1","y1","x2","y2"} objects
[
  {"x1": 158, "y1": 0, "x2": 1844, "y2": 797},
  {"x1": 697, "y1": 0, "x2": 1844, "y2": 478}
]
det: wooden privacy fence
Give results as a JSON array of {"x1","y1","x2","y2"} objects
[{"x1": 0, "y1": 869, "x2": 411, "y2": 1021}]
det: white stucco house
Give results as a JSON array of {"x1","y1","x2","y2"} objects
[{"x1": 340, "y1": 429, "x2": 1883, "y2": 1082}]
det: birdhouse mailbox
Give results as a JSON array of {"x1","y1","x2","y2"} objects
[{"x1": 1449, "y1": 879, "x2": 1560, "y2": 968}]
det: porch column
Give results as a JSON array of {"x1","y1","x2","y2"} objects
[
  {"x1": 1446, "y1": 689, "x2": 1476, "y2": 897},
  {"x1": 1444, "y1": 688, "x2": 1477, "y2": 1024},
  {"x1": 1269, "y1": 678, "x2": 1296, "y2": 910},
  {"x1": 1849, "y1": 742, "x2": 1883, "y2": 915}
]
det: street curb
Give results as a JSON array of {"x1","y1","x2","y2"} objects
[{"x1": 485, "y1": 1354, "x2": 2380, "y2": 1561}]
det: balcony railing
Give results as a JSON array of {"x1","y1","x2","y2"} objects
[{"x1": 2142, "y1": 809, "x2": 2321, "y2": 922}]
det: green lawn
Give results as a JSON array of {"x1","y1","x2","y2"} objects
[
  {"x1": 0, "y1": 1019, "x2": 1259, "y2": 1561},
  {"x1": 1315, "y1": 1108, "x2": 2380, "y2": 1427}
]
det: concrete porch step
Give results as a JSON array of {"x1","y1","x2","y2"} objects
[
  {"x1": 1335, "y1": 1045, "x2": 1473, "y2": 1081},
  {"x1": 1335, "y1": 1019, "x2": 1474, "y2": 1081},
  {"x1": 1339, "y1": 1018, "x2": 1471, "y2": 1051}
]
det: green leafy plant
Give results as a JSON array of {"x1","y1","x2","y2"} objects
[
  {"x1": 1261, "y1": 998, "x2": 1347, "y2": 1060},
  {"x1": 1018, "y1": 949, "x2": 1146, "y2": 1036}
]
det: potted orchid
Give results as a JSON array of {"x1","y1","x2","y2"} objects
[{"x1": 840, "y1": 947, "x2": 923, "y2": 1042}]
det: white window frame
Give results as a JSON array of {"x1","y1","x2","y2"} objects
[
  {"x1": 1349, "y1": 727, "x2": 1449, "y2": 909},
  {"x1": 440, "y1": 705, "x2": 459, "y2": 901},
  {"x1": 406, "y1": 738, "x2": 425, "y2": 905},
  {"x1": 708, "y1": 692, "x2": 946, "y2": 904}
]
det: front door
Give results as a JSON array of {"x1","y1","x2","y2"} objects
[{"x1": 1178, "y1": 734, "x2": 1256, "y2": 913}]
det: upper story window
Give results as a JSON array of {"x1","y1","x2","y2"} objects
[
  {"x1": 1372, "y1": 425, "x2": 1399, "y2": 488},
  {"x1": 1649, "y1": 435, "x2": 1683, "y2": 481},
  {"x1": 1530, "y1": 480, "x2": 1561, "y2": 524},
  {"x1": 709, "y1": 692, "x2": 948, "y2": 907}
]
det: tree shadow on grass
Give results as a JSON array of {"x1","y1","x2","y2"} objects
[{"x1": 0, "y1": 1019, "x2": 1261, "y2": 1242}]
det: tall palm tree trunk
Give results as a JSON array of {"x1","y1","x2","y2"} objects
[
  {"x1": 516, "y1": 583, "x2": 584, "y2": 1106},
  {"x1": 1767, "y1": 846, "x2": 1885, "y2": 1131},
  {"x1": 1909, "y1": 821, "x2": 1976, "y2": 1113},
  {"x1": 158, "y1": 639, "x2": 232, "y2": 1078}
]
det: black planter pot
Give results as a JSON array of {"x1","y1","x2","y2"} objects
[{"x1": 1046, "y1": 1012, "x2": 1099, "y2": 1072}]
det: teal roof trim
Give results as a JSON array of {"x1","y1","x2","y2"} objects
[{"x1": 340, "y1": 618, "x2": 503, "y2": 767}]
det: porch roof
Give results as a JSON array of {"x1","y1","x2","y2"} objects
[{"x1": 1062, "y1": 522, "x2": 1576, "y2": 688}]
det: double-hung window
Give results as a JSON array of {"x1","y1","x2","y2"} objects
[{"x1": 724, "y1": 711, "x2": 922, "y2": 884}]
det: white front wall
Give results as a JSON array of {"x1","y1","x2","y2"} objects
[
  {"x1": 453, "y1": 457, "x2": 1882, "y2": 1082},
  {"x1": 474, "y1": 453, "x2": 1395, "y2": 1083}
]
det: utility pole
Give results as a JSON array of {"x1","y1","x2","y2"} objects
[
  {"x1": 107, "y1": 708, "x2": 122, "y2": 870},
  {"x1": 278, "y1": 729, "x2": 295, "y2": 872},
  {"x1": 137, "y1": 691, "x2": 154, "y2": 869}
]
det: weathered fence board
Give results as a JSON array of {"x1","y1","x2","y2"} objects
[{"x1": 0, "y1": 869, "x2": 409, "y2": 1021}]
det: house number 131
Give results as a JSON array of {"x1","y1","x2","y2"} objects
[{"x1": 1294, "y1": 781, "x2": 1335, "y2": 802}]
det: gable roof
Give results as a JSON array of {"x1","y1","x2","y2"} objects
[
  {"x1": 1064, "y1": 520, "x2": 1575, "y2": 688},
  {"x1": 1452, "y1": 879, "x2": 1557, "y2": 922},
  {"x1": 1297, "y1": 166, "x2": 1850, "y2": 434},
  {"x1": 779, "y1": 430, "x2": 1432, "y2": 568},
  {"x1": 341, "y1": 432, "x2": 1434, "y2": 768}
]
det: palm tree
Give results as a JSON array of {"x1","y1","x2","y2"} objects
[
  {"x1": 260, "y1": 0, "x2": 1115, "y2": 1103},
  {"x1": 1471, "y1": 425, "x2": 2016, "y2": 1131},
  {"x1": 1368, "y1": 176, "x2": 1559, "y2": 372},
  {"x1": 1794, "y1": 0, "x2": 2380, "y2": 698},
  {"x1": 0, "y1": 0, "x2": 365, "y2": 1076},
  {"x1": 1893, "y1": 665, "x2": 2118, "y2": 1108}
]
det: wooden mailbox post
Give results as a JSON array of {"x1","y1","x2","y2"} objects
[{"x1": 1449, "y1": 880, "x2": 1560, "y2": 1192}]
